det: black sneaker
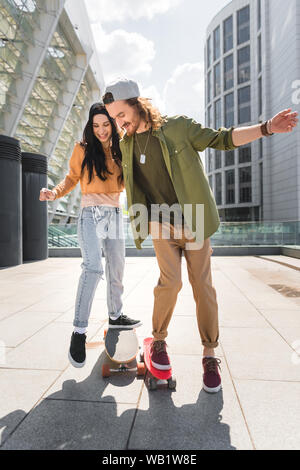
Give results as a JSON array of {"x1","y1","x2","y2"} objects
[
  {"x1": 108, "y1": 314, "x2": 142, "y2": 329},
  {"x1": 68, "y1": 332, "x2": 86, "y2": 368}
]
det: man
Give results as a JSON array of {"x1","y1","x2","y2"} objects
[{"x1": 103, "y1": 77, "x2": 298, "y2": 393}]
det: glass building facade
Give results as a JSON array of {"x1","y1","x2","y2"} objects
[
  {"x1": 0, "y1": 0, "x2": 103, "y2": 224},
  {"x1": 205, "y1": 1, "x2": 264, "y2": 222}
]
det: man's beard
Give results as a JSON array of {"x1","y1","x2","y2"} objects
[{"x1": 124, "y1": 116, "x2": 141, "y2": 136}]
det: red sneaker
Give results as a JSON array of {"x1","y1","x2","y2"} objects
[
  {"x1": 202, "y1": 357, "x2": 222, "y2": 393},
  {"x1": 150, "y1": 340, "x2": 171, "y2": 370}
]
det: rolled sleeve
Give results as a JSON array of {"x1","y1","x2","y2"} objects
[{"x1": 187, "y1": 117, "x2": 239, "y2": 151}]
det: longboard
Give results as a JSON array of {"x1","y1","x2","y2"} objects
[
  {"x1": 142, "y1": 337, "x2": 176, "y2": 391},
  {"x1": 102, "y1": 328, "x2": 145, "y2": 377}
]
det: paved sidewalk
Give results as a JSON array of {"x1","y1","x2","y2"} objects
[{"x1": 0, "y1": 254, "x2": 300, "y2": 450}]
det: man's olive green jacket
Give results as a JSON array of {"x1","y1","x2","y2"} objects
[{"x1": 120, "y1": 115, "x2": 238, "y2": 249}]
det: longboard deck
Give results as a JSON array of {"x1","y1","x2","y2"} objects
[
  {"x1": 143, "y1": 337, "x2": 173, "y2": 380},
  {"x1": 104, "y1": 328, "x2": 139, "y2": 364}
]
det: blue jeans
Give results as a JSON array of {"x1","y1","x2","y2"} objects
[{"x1": 73, "y1": 205, "x2": 125, "y2": 328}]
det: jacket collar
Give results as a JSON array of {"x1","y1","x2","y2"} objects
[{"x1": 121, "y1": 117, "x2": 169, "y2": 144}]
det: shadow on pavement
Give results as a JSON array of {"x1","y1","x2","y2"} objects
[{"x1": 0, "y1": 350, "x2": 235, "y2": 450}]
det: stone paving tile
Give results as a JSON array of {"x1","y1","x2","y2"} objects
[
  {"x1": 0, "y1": 311, "x2": 57, "y2": 348},
  {"x1": 233, "y1": 379, "x2": 300, "y2": 450},
  {"x1": 213, "y1": 271, "x2": 270, "y2": 328},
  {"x1": 2, "y1": 323, "x2": 102, "y2": 371},
  {"x1": 220, "y1": 327, "x2": 300, "y2": 381},
  {"x1": 0, "y1": 369, "x2": 61, "y2": 448},
  {"x1": 129, "y1": 355, "x2": 253, "y2": 450},
  {"x1": 1, "y1": 400, "x2": 136, "y2": 450}
]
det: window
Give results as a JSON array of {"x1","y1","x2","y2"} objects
[
  {"x1": 223, "y1": 16, "x2": 233, "y2": 53},
  {"x1": 257, "y1": 0, "x2": 261, "y2": 30},
  {"x1": 239, "y1": 144, "x2": 251, "y2": 163},
  {"x1": 225, "y1": 92, "x2": 234, "y2": 128},
  {"x1": 259, "y1": 162, "x2": 263, "y2": 208},
  {"x1": 207, "y1": 71, "x2": 212, "y2": 103},
  {"x1": 225, "y1": 150, "x2": 235, "y2": 167},
  {"x1": 238, "y1": 45, "x2": 250, "y2": 84},
  {"x1": 215, "y1": 150, "x2": 222, "y2": 169},
  {"x1": 224, "y1": 54, "x2": 234, "y2": 90},
  {"x1": 208, "y1": 105, "x2": 213, "y2": 128},
  {"x1": 214, "y1": 99, "x2": 222, "y2": 129},
  {"x1": 238, "y1": 86, "x2": 251, "y2": 124},
  {"x1": 258, "y1": 76, "x2": 262, "y2": 116},
  {"x1": 214, "y1": 62, "x2": 221, "y2": 97},
  {"x1": 207, "y1": 36, "x2": 211, "y2": 68},
  {"x1": 214, "y1": 26, "x2": 220, "y2": 61},
  {"x1": 258, "y1": 35, "x2": 262, "y2": 72},
  {"x1": 259, "y1": 138, "x2": 263, "y2": 159},
  {"x1": 215, "y1": 173, "x2": 222, "y2": 205},
  {"x1": 239, "y1": 166, "x2": 252, "y2": 202},
  {"x1": 237, "y1": 5, "x2": 250, "y2": 45},
  {"x1": 226, "y1": 170, "x2": 235, "y2": 204},
  {"x1": 47, "y1": 46, "x2": 65, "y2": 59},
  {"x1": 209, "y1": 175, "x2": 213, "y2": 190},
  {"x1": 14, "y1": 0, "x2": 36, "y2": 12},
  {"x1": 208, "y1": 150, "x2": 213, "y2": 172}
]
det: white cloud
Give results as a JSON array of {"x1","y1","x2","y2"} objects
[
  {"x1": 85, "y1": 0, "x2": 182, "y2": 23},
  {"x1": 140, "y1": 84, "x2": 166, "y2": 114},
  {"x1": 91, "y1": 24, "x2": 155, "y2": 83},
  {"x1": 163, "y1": 62, "x2": 205, "y2": 124}
]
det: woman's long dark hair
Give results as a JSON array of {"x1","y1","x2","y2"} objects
[{"x1": 80, "y1": 103, "x2": 123, "y2": 185}]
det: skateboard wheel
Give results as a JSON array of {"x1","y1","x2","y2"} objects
[
  {"x1": 136, "y1": 362, "x2": 146, "y2": 376},
  {"x1": 168, "y1": 376, "x2": 177, "y2": 390},
  {"x1": 102, "y1": 364, "x2": 110, "y2": 378},
  {"x1": 148, "y1": 377, "x2": 157, "y2": 391},
  {"x1": 103, "y1": 329, "x2": 107, "y2": 339},
  {"x1": 139, "y1": 353, "x2": 145, "y2": 363}
]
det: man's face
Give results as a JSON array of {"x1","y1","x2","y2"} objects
[{"x1": 105, "y1": 100, "x2": 141, "y2": 136}]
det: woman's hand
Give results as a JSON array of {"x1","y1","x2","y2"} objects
[
  {"x1": 39, "y1": 188, "x2": 56, "y2": 201},
  {"x1": 270, "y1": 108, "x2": 299, "y2": 133}
]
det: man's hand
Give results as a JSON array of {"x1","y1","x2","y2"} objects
[
  {"x1": 232, "y1": 108, "x2": 299, "y2": 146},
  {"x1": 270, "y1": 108, "x2": 299, "y2": 133},
  {"x1": 39, "y1": 188, "x2": 56, "y2": 201}
]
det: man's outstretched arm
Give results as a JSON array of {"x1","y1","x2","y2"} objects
[{"x1": 232, "y1": 108, "x2": 299, "y2": 147}]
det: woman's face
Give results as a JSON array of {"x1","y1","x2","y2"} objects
[{"x1": 92, "y1": 113, "x2": 112, "y2": 144}]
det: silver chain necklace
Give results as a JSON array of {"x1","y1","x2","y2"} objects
[{"x1": 135, "y1": 127, "x2": 151, "y2": 164}]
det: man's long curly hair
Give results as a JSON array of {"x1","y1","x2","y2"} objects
[{"x1": 125, "y1": 97, "x2": 166, "y2": 131}]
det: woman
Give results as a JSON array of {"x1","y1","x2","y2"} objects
[{"x1": 40, "y1": 103, "x2": 142, "y2": 368}]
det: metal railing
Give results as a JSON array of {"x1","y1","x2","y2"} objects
[{"x1": 48, "y1": 220, "x2": 300, "y2": 248}]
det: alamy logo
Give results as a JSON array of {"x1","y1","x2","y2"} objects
[
  {"x1": 93, "y1": 203, "x2": 205, "y2": 250},
  {"x1": 291, "y1": 80, "x2": 300, "y2": 105}
]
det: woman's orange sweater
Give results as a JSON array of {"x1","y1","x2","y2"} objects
[{"x1": 53, "y1": 143, "x2": 124, "y2": 199}]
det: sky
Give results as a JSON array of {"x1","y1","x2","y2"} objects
[{"x1": 84, "y1": 0, "x2": 231, "y2": 125}]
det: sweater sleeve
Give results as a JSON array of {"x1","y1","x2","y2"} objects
[{"x1": 52, "y1": 144, "x2": 84, "y2": 199}]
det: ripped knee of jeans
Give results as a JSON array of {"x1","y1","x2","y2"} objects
[
  {"x1": 80, "y1": 263, "x2": 104, "y2": 280},
  {"x1": 90, "y1": 268, "x2": 104, "y2": 280}
]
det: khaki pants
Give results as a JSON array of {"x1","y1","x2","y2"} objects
[{"x1": 149, "y1": 221, "x2": 219, "y2": 348}]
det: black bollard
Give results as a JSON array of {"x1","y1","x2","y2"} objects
[
  {"x1": 22, "y1": 152, "x2": 48, "y2": 262},
  {"x1": 0, "y1": 135, "x2": 22, "y2": 268}
]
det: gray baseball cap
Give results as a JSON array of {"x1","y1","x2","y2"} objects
[{"x1": 103, "y1": 77, "x2": 140, "y2": 103}]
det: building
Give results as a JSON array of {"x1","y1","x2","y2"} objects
[
  {"x1": 0, "y1": 0, "x2": 104, "y2": 224},
  {"x1": 205, "y1": 0, "x2": 300, "y2": 223}
]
